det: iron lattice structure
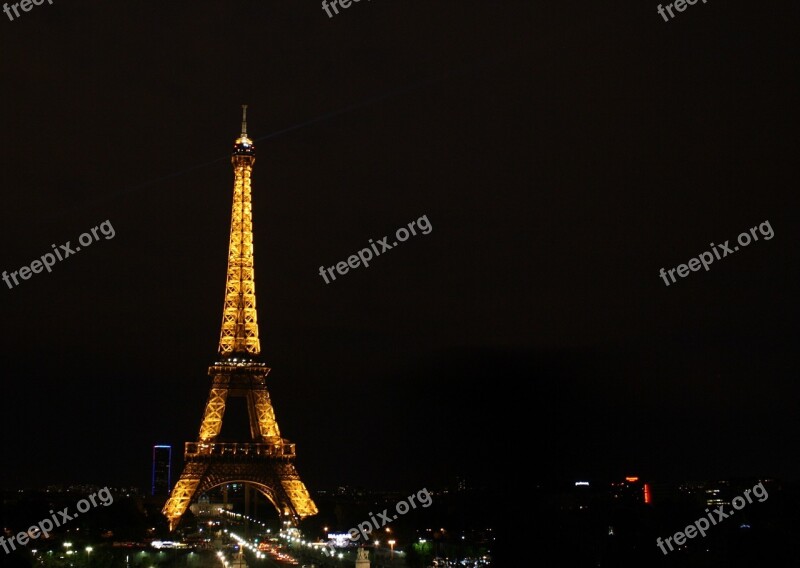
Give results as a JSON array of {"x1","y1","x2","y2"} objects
[{"x1": 163, "y1": 107, "x2": 318, "y2": 531}]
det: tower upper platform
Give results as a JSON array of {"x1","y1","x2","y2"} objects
[{"x1": 233, "y1": 105, "x2": 255, "y2": 157}]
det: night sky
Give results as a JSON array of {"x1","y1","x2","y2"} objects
[{"x1": 1, "y1": 1, "x2": 797, "y2": 497}]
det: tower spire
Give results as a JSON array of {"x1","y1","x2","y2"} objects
[{"x1": 219, "y1": 106, "x2": 259, "y2": 357}]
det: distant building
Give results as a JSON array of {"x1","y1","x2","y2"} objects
[
  {"x1": 152, "y1": 445, "x2": 172, "y2": 496},
  {"x1": 610, "y1": 476, "x2": 651, "y2": 505},
  {"x1": 190, "y1": 494, "x2": 233, "y2": 517}
]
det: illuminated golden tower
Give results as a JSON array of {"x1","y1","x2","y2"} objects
[{"x1": 163, "y1": 106, "x2": 318, "y2": 531}]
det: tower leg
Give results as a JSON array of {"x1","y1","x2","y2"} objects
[
  {"x1": 278, "y1": 463, "x2": 319, "y2": 518},
  {"x1": 198, "y1": 387, "x2": 229, "y2": 441},
  {"x1": 248, "y1": 387, "x2": 281, "y2": 440},
  {"x1": 162, "y1": 462, "x2": 209, "y2": 531}
]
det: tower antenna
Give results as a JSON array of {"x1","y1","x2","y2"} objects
[{"x1": 241, "y1": 104, "x2": 248, "y2": 137}]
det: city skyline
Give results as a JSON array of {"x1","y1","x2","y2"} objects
[{"x1": 1, "y1": 0, "x2": 797, "y2": 523}]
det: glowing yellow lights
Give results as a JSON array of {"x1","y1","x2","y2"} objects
[
  {"x1": 625, "y1": 476, "x2": 639, "y2": 482},
  {"x1": 218, "y1": 153, "x2": 260, "y2": 357}
]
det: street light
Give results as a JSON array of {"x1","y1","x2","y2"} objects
[
  {"x1": 388, "y1": 540, "x2": 395, "y2": 559},
  {"x1": 86, "y1": 546, "x2": 93, "y2": 566}
]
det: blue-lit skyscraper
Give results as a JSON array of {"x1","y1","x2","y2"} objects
[{"x1": 152, "y1": 445, "x2": 172, "y2": 496}]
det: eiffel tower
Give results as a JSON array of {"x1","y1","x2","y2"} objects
[{"x1": 162, "y1": 106, "x2": 318, "y2": 531}]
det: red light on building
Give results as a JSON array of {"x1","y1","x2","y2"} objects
[{"x1": 644, "y1": 483, "x2": 651, "y2": 504}]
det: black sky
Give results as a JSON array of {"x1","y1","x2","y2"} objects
[{"x1": 1, "y1": 0, "x2": 798, "y2": 496}]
